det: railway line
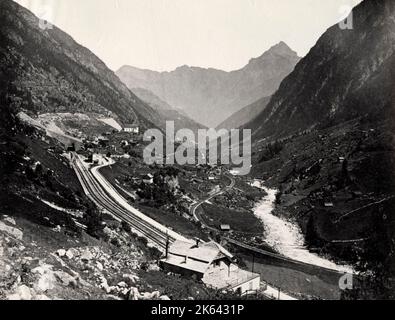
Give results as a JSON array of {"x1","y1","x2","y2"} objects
[{"x1": 71, "y1": 154, "x2": 176, "y2": 249}]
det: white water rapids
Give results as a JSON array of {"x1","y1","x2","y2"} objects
[{"x1": 251, "y1": 181, "x2": 354, "y2": 273}]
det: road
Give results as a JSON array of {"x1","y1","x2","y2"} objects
[
  {"x1": 71, "y1": 153, "x2": 189, "y2": 250},
  {"x1": 190, "y1": 174, "x2": 235, "y2": 228}
]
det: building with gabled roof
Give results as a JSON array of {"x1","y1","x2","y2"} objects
[
  {"x1": 123, "y1": 123, "x2": 140, "y2": 134},
  {"x1": 160, "y1": 239, "x2": 260, "y2": 294}
]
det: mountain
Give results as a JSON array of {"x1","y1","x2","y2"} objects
[
  {"x1": 249, "y1": 0, "x2": 395, "y2": 283},
  {"x1": 0, "y1": 0, "x2": 163, "y2": 131},
  {"x1": 216, "y1": 96, "x2": 271, "y2": 130},
  {"x1": 116, "y1": 42, "x2": 300, "y2": 127},
  {"x1": 248, "y1": 0, "x2": 395, "y2": 140},
  {"x1": 131, "y1": 87, "x2": 205, "y2": 133}
]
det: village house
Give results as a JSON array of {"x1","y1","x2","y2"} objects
[
  {"x1": 142, "y1": 173, "x2": 154, "y2": 184},
  {"x1": 96, "y1": 135, "x2": 110, "y2": 147},
  {"x1": 123, "y1": 123, "x2": 140, "y2": 134},
  {"x1": 160, "y1": 240, "x2": 260, "y2": 295},
  {"x1": 220, "y1": 224, "x2": 231, "y2": 232},
  {"x1": 66, "y1": 141, "x2": 83, "y2": 152}
]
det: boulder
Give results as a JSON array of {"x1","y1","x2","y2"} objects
[
  {"x1": 80, "y1": 250, "x2": 94, "y2": 262},
  {"x1": 103, "y1": 227, "x2": 113, "y2": 238},
  {"x1": 122, "y1": 274, "x2": 139, "y2": 283},
  {"x1": 140, "y1": 292, "x2": 153, "y2": 300},
  {"x1": 128, "y1": 287, "x2": 140, "y2": 301},
  {"x1": 117, "y1": 281, "x2": 127, "y2": 288},
  {"x1": 32, "y1": 264, "x2": 57, "y2": 292},
  {"x1": 0, "y1": 221, "x2": 23, "y2": 240},
  {"x1": 121, "y1": 288, "x2": 129, "y2": 297},
  {"x1": 3, "y1": 216, "x2": 16, "y2": 225},
  {"x1": 8, "y1": 285, "x2": 33, "y2": 300},
  {"x1": 57, "y1": 249, "x2": 66, "y2": 257},
  {"x1": 54, "y1": 271, "x2": 78, "y2": 288},
  {"x1": 108, "y1": 286, "x2": 118, "y2": 294},
  {"x1": 34, "y1": 272, "x2": 57, "y2": 292},
  {"x1": 99, "y1": 276, "x2": 110, "y2": 294},
  {"x1": 52, "y1": 225, "x2": 61, "y2": 233},
  {"x1": 159, "y1": 295, "x2": 171, "y2": 300},
  {"x1": 147, "y1": 264, "x2": 160, "y2": 272},
  {"x1": 66, "y1": 248, "x2": 78, "y2": 260},
  {"x1": 96, "y1": 261, "x2": 104, "y2": 271},
  {"x1": 151, "y1": 291, "x2": 161, "y2": 299}
]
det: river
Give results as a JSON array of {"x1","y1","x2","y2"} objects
[{"x1": 251, "y1": 180, "x2": 353, "y2": 273}]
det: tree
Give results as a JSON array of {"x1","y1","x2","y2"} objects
[
  {"x1": 84, "y1": 202, "x2": 104, "y2": 238},
  {"x1": 275, "y1": 190, "x2": 282, "y2": 205},
  {"x1": 121, "y1": 220, "x2": 131, "y2": 233},
  {"x1": 305, "y1": 214, "x2": 316, "y2": 247}
]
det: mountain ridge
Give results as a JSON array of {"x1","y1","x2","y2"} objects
[
  {"x1": 131, "y1": 87, "x2": 205, "y2": 133},
  {"x1": 216, "y1": 96, "x2": 272, "y2": 130},
  {"x1": 248, "y1": 0, "x2": 395, "y2": 281},
  {"x1": 0, "y1": 0, "x2": 163, "y2": 132},
  {"x1": 116, "y1": 42, "x2": 300, "y2": 127},
  {"x1": 247, "y1": 0, "x2": 395, "y2": 140}
]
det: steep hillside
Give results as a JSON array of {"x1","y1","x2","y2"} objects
[
  {"x1": 0, "y1": 0, "x2": 162, "y2": 131},
  {"x1": 131, "y1": 88, "x2": 205, "y2": 133},
  {"x1": 117, "y1": 42, "x2": 300, "y2": 127},
  {"x1": 249, "y1": 0, "x2": 395, "y2": 288},
  {"x1": 217, "y1": 96, "x2": 271, "y2": 130},
  {"x1": 0, "y1": 2, "x2": 226, "y2": 300},
  {"x1": 248, "y1": 0, "x2": 395, "y2": 140}
]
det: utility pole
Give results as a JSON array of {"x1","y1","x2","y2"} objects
[{"x1": 165, "y1": 231, "x2": 170, "y2": 259}]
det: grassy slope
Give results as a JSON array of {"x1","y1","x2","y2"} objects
[{"x1": 200, "y1": 203, "x2": 263, "y2": 234}]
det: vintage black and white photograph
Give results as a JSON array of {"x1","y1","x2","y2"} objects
[{"x1": 0, "y1": 0, "x2": 394, "y2": 305}]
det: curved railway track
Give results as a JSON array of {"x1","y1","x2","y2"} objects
[{"x1": 72, "y1": 155, "x2": 174, "y2": 249}]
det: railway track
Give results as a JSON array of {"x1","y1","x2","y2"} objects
[{"x1": 72, "y1": 155, "x2": 174, "y2": 249}]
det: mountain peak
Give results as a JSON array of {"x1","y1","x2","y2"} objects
[
  {"x1": 246, "y1": 42, "x2": 299, "y2": 67},
  {"x1": 116, "y1": 42, "x2": 301, "y2": 127},
  {"x1": 271, "y1": 41, "x2": 290, "y2": 50},
  {"x1": 175, "y1": 64, "x2": 191, "y2": 71},
  {"x1": 266, "y1": 41, "x2": 297, "y2": 56}
]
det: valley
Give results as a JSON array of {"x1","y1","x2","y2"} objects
[{"x1": 1, "y1": 0, "x2": 394, "y2": 301}]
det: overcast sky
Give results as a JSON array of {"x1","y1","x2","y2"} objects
[{"x1": 15, "y1": 0, "x2": 362, "y2": 72}]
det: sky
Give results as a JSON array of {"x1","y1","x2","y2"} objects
[{"x1": 15, "y1": 0, "x2": 362, "y2": 72}]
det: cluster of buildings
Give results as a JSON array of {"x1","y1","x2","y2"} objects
[
  {"x1": 160, "y1": 239, "x2": 260, "y2": 295},
  {"x1": 123, "y1": 123, "x2": 140, "y2": 134}
]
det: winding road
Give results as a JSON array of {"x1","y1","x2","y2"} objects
[{"x1": 190, "y1": 174, "x2": 235, "y2": 228}]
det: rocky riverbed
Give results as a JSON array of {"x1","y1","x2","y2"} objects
[{"x1": 251, "y1": 181, "x2": 353, "y2": 273}]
